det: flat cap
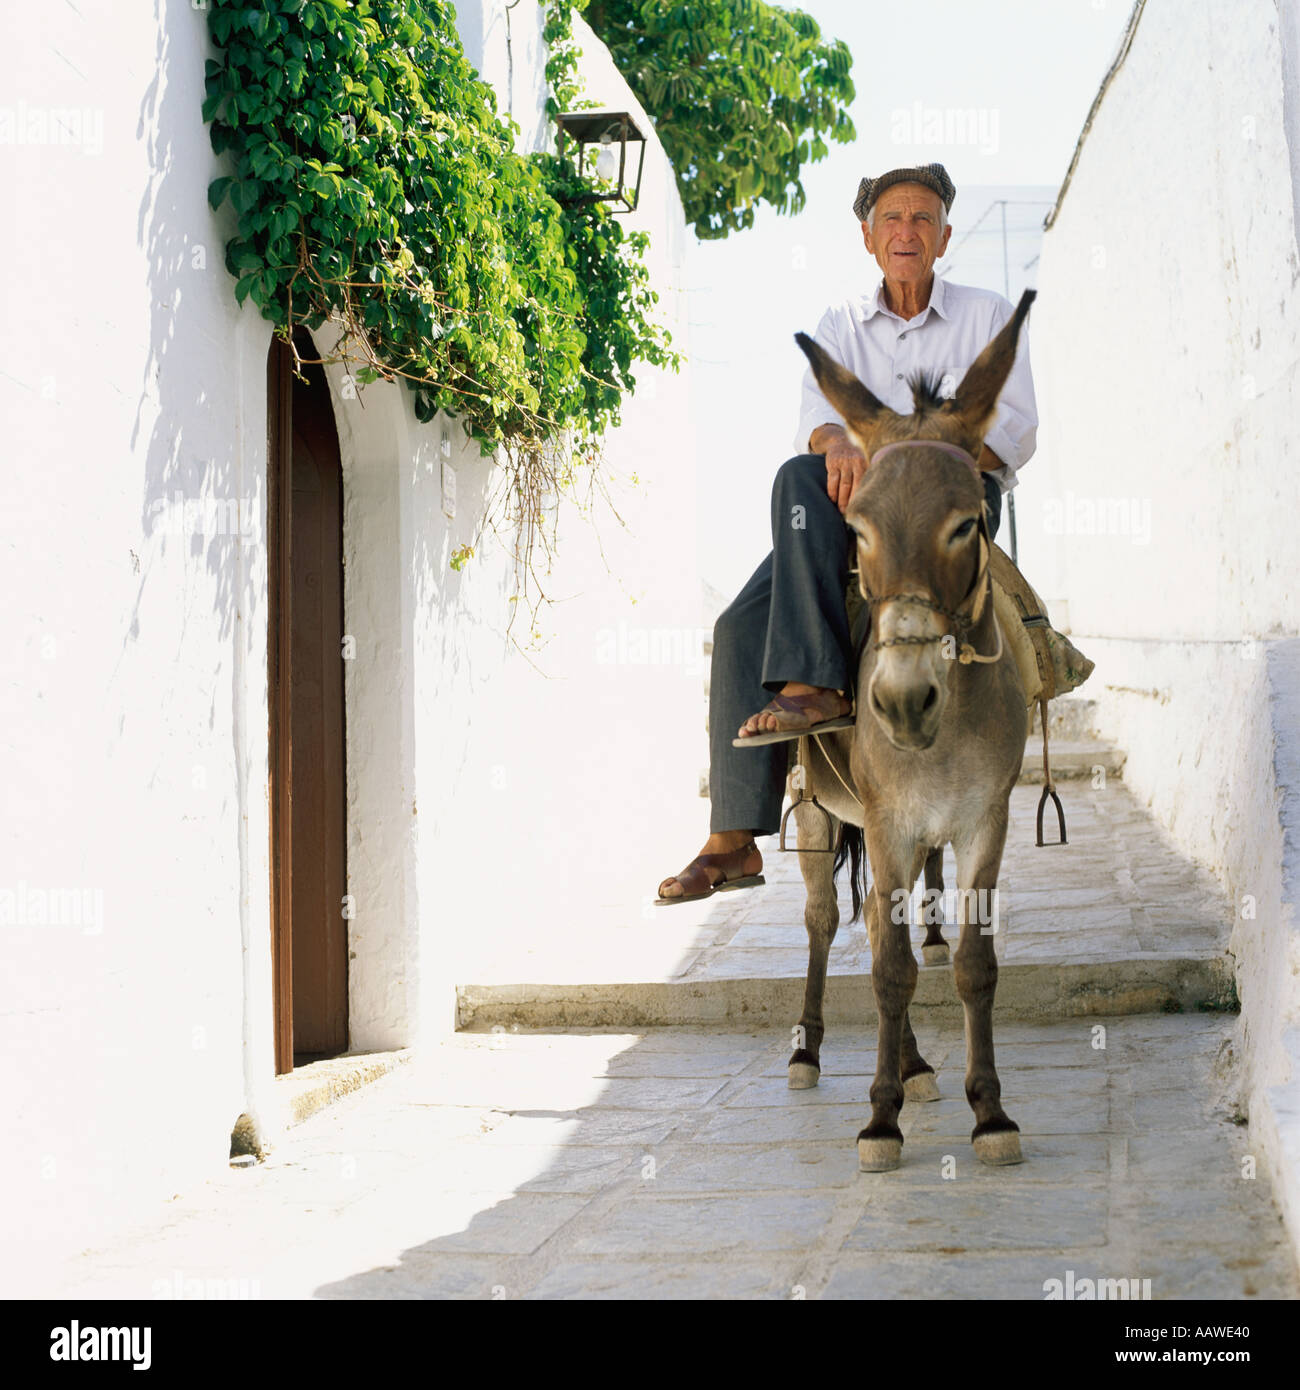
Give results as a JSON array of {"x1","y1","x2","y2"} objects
[{"x1": 853, "y1": 163, "x2": 956, "y2": 221}]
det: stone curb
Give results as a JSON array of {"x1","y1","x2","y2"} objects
[{"x1": 457, "y1": 954, "x2": 1235, "y2": 1030}]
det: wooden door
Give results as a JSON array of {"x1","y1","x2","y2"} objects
[{"x1": 268, "y1": 329, "x2": 349, "y2": 1073}]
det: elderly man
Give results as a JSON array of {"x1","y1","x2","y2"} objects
[{"x1": 657, "y1": 163, "x2": 1038, "y2": 903}]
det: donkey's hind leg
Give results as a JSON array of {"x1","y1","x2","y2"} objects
[
  {"x1": 921, "y1": 846, "x2": 950, "y2": 965},
  {"x1": 788, "y1": 800, "x2": 840, "y2": 1090},
  {"x1": 902, "y1": 844, "x2": 941, "y2": 1100},
  {"x1": 901, "y1": 1010, "x2": 940, "y2": 1103}
]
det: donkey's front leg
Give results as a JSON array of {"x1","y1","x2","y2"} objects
[
  {"x1": 788, "y1": 802, "x2": 840, "y2": 1089},
  {"x1": 859, "y1": 854, "x2": 917, "y2": 1171},
  {"x1": 953, "y1": 817, "x2": 1022, "y2": 1166}
]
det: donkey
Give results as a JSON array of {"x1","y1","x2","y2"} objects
[{"x1": 785, "y1": 289, "x2": 1036, "y2": 1171}]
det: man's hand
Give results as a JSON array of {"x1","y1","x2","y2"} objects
[{"x1": 809, "y1": 423, "x2": 867, "y2": 514}]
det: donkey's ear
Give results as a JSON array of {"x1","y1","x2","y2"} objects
[
  {"x1": 949, "y1": 288, "x2": 1036, "y2": 436},
  {"x1": 795, "y1": 333, "x2": 887, "y2": 438}
]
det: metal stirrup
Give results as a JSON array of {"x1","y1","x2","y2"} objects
[
  {"x1": 780, "y1": 735, "x2": 839, "y2": 853},
  {"x1": 1034, "y1": 695, "x2": 1067, "y2": 846}
]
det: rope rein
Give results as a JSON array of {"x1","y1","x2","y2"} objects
[{"x1": 810, "y1": 731, "x2": 863, "y2": 809}]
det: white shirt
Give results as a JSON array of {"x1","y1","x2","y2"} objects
[{"x1": 793, "y1": 274, "x2": 1037, "y2": 492}]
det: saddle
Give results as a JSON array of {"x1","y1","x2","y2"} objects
[{"x1": 844, "y1": 543, "x2": 1094, "y2": 845}]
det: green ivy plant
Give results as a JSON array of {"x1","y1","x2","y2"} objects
[
  {"x1": 203, "y1": 0, "x2": 679, "y2": 613},
  {"x1": 577, "y1": 0, "x2": 856, "y2": 240}
]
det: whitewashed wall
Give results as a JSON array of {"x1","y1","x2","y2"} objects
[
  {"x1": 0, "y1": 0, "x2": 700, "y2": 1282},
  {"x1": 1029, "y1": 0, "x2": 1300, "y2": 1250}
]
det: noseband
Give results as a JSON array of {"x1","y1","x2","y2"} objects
[{"x1": 858, "y1": 440, "x2": 1001, "y2": 666}]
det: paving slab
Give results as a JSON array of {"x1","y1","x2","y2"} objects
[{"x1": 42, "y1": 1017, "x2": 1299, "y2": 1301}]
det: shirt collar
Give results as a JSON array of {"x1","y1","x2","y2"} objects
[{"x1": 863, "y1": 272, "x2": 951, "y2": 323}]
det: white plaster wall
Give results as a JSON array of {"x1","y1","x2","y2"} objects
[
  {"x1": 1030, "y1": 0, "x2": 1300, "y2": 1246},
  {"x1": 0, "y1": 0, "x2": 700, "y2": 1279},
  {"x1": 0, "y1": 2, "x2": 260, "y2": 1284}
]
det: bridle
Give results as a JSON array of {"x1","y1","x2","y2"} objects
[
  {"x1": 779, "y1": 439, "x2": 1023, "y2": 853},
  {"x1": 856, "y1": 439, "x2": 1002, "y2": 666}
]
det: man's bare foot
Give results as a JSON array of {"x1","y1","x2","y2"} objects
[
  {"x1": 657, "y1": 830, "x2": 762, "y2": 900},
  {"x1": 737, "y1": 682, "x2": 850, "y2": 738}
]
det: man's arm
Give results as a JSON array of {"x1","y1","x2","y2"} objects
[
  {"x1": 793, "y1": 306, "x2": 851, "y2": 458},
  {"x1": 793, "y1": 308, "x2": 872, "y2": 514},
  {"x1": 808, "y1": 423, "x2": 867, "y2": 515},
  {"x1": 808, "y1": 423, "x2": 848, "y2": 453}
]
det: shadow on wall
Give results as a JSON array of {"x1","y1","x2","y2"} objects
[{"x1": 126, "y1": 0, "x2": 258, "y2": 710}]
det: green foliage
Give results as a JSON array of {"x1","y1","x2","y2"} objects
[
  {"x1": 202, "y1": 0, "x2": 678, "y2": 454},
  {"x1": 579, "y1": 0, "x2": 856, "y2": 239}
]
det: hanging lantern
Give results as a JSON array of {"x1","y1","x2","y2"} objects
[{"x1": 554, "y1": 109, "x2": 647, "y2": 214}]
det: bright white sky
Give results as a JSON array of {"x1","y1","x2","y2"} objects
[{"x1": 681, "y1": 0, "x2": 1137, "y2": 596}]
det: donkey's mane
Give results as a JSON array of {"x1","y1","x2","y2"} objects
[{"x1": 907, "y1": 370, "x2": 950, "y2": 414}]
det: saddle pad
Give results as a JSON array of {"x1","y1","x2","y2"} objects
[
  {"x1": 992, "y1": 578, "x2": 1043, "y2": 706},
  {"x1": 988, "y1": 543, "x2": 1094, "y2": 707}
]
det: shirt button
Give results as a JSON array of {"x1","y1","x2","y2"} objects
[{"x1": 896, "y1": 373, "x2": 904, "y2": 379}]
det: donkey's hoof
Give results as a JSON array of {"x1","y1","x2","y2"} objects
[
  {"x1": 857, "y1": 1135, "x2": 903, "y2": 1172},
  {"x1": 788, "y1": 1062, "x2": 820, "y2": 1090},
  {"x1": 921, "y1": 943, "x2": 950, "y2": 966},
  {"x1": 903, "y1": 1069, "x2": 941, "y2": 1103},
  {"x1": 973, "y1": 1128, "x2": 1023, "y2": 1166}
]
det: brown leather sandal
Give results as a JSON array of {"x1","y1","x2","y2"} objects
[
  {"x1": 655, "y1": 839, "x2": 765, "y2": 905},
  {"x1": 732, "y1": 690, "x2": 853, "y2": 747}
]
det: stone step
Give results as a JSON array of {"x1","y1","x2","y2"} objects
[
  {"x1": 1035, "y1": 693, "x2": 1102, "y2": 741},
  {"x1": 458, "y1": 953, "x2": 1235, "y2": 1031},
  {"x1": 1018, "y1": 739, "x2": 1125, "y2": 784},
  {"x1": 462, "y1": 781, "x2": 1230, "y2": 1034}
]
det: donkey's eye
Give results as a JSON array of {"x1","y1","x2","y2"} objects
[{"x1": 949, "y1": 518, "x2": 977, "y2": 543}]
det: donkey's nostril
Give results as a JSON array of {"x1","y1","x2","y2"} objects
[
  {"x1": 922, "y1": 686, "x2": 938, "y2": 712},
  {"x1": 871, "y1": 689, "x2": 887, "y2": 716}
]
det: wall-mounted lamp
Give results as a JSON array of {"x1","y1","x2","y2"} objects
[{"x1": 554, "y1": 109, "x2": 647, "y2": 214}]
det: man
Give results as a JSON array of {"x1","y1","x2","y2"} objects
[{"x1": 657, "y1": 163, "x2": 1038, "y2": 903}]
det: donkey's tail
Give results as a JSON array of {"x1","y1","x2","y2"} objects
[{"x1": 833, "y1": 823, "x2": 867, "y2": 924}]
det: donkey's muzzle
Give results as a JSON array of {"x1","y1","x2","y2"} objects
[{"x1": 868, "y1": 674, "x2": 943, "y2": 749}]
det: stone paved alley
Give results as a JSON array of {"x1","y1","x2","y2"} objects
[
  {"x1": 44, "y1": 1016, "x2": 1299, "y2": 1300},
  {"x1": 38, "y1": 704, "x2": 1300, "y2": 1300}
]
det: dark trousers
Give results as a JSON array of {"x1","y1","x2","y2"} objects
[{"x1": 708, "y1": 454, "x2": 1003, "y2": 834}]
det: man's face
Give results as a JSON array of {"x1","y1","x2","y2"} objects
[{"x1": 862, "y1": 183, "x2": 952, "y2": 283}]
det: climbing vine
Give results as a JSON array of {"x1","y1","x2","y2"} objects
[
  {"x1": 202, "y1": 0, "x2": 679, "y2": 622},
  {"x1": 576, "y1": 0, "x2": 856, "y2": 239}
]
